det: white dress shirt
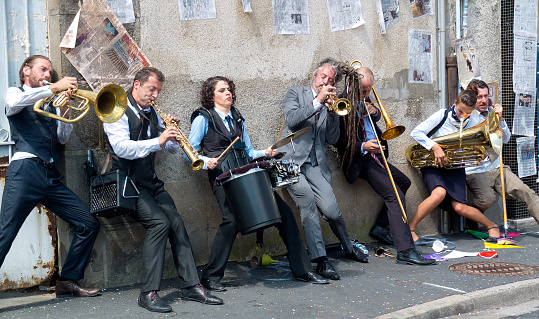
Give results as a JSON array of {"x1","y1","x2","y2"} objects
[
  {"x1": 103, "y1": 99, "x2": 179, "y2": 160},
  {"x1": 4, "y1": 84, "x2": 73, "y2": 162},
  {"x1": 465, "y1": 107, "x2": 511, "y2": 175}
]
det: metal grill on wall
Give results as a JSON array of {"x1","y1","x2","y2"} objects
[{"x1": 501, "y1": 0, "x2": 539, "y2": 220}]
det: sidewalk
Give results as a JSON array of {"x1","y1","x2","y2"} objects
[{"x1": 2, "y1": 225, "x2": 539, "y2": 318}]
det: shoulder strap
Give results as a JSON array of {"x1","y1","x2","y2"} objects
[
  {"x1": 191, "y1": 107, "x2": 213, "y2": 124},
  {"x1": 18, "y1": 87, "x2": 24, "y2": 92},
  {"x1": 426, "y1": 108, "x2": 450, "y2": 138}
]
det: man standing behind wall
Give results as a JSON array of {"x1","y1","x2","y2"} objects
[
  {"x1": 280, "y1": 58, "x2": 368, "y2": 282},
  {"x1": 465, "y1": 79, "x2": 539, "y2": 224}
]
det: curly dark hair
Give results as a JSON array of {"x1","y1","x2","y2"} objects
[{"x1": 200, "y1": 76, "x2": 236, "y2": 110}]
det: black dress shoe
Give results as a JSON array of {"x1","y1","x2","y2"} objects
[
  {"x1": 138, "y1": 291, "x2": 172, "y2": 313},
  {"x1": 369, "y1": 225, "x2": 395, "y2": 245},
  {"x1": 316, "y1": 260, "x2": 340, "y2": 280},
  {"x1": 179, "y1": 284, "x2": 224, "y2": 305},
  {"x1": 55, "y1": 280, "x2": 101, "y2": 297},
  {"x1": 346, "y1": 245, "x2": 369, "y2": 263},
  {"x1": 295, "y1": 271, "x2": 329, "y2": 284},
  {"x1": 396, "y1": 248, "x2": 436, "y2": 266},
  {"x1": 200, "y1": 277, "x2": 227, "y2": 292}
]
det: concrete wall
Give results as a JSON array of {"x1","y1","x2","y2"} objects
[{"x1": 47, "y1": 0, "x2": 504, "y2": 288}]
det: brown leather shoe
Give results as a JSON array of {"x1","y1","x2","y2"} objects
[{"x1": 55, "y1": 280, "x2": 101, "y2": 297}]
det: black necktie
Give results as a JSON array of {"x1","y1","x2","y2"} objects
[
  {"x1": 140, "y1": 114, "x2": 149, "y2": 140},
  {"x1": 225, "y1": 115, "x2": 234, "y2": 134}
]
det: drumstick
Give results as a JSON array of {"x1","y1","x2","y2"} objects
[
  {"x1": 275, "y1": 118, "x2": 286, "y2": 144},
  {"x1": 216, "y1": 137, "x2": 240, "y2": 162}
]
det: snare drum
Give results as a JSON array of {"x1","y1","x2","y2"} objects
[
  {"x1": 267, "y1": 160, "x2": 300, "y2": 190},
  {"x1": 217, "y1": 162, "x2": 281, "y2": 235}
]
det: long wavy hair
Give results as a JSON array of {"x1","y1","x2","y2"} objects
[{"x1": 200, "y1": 76, "x2": 236, "y2": 110}]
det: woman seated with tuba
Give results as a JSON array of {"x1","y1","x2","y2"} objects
[{"x1": 408, "y1": 89, "x2": 500, "y2": 242}]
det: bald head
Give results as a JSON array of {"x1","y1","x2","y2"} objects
[{"x1": 357, "y1": 67, "x2": 374, "y2": 98}]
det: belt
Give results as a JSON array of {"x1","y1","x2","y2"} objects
[{"x1": 30, "y1": 157, "x2": 55, "y2": 169}]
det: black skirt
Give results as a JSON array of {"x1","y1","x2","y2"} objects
[{"x1": 420, "y1": 167, "x2": 467, "y2": 210}]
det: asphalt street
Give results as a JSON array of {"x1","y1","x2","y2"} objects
[{"x1": 2, "y1": 225, "x2": 539, "y2": 319}]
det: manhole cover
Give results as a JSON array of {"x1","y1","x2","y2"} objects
[{"x1": 449, "y1": 261, "x2": 539, "y2": 277}]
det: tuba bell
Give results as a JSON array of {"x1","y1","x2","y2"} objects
[
  {"x1": 405, "y1": 110, "x2": 503, "y2": 169},
  {"x1": 34, "y1": 83, "x2": 127, "y2": 123}
]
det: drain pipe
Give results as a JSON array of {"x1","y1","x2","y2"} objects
[{"x1": 437, "y1": 0, "x2": 447, "y2": 110}]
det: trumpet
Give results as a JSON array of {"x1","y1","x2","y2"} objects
[
  {"x1": 34, "y1": 81, "x2": 127, "y2": 123},
  {"x1": 151, "y1": 102, "x2": 204, "y2": 171},
  {"x1": 327, "y1": 94, "x2": 351, "y2": 116}
]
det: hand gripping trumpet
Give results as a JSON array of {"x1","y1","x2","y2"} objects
[
  {"x1": 33, "y1": 81, "x2": 127, "y2": 123},
  {"x1": 151, "y1": 102, "x2": 204, "y2": 171}
]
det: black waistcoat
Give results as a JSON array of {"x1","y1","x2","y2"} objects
[
  {"x1": 8, "y1": 87, "x2": 61, "y2": 164},
  {"x1": 108, "y1": 95, "x2": 160, "y2": 184},
  {"x1": 190, "y1": 107, "x2": 247, "y2": 182}
]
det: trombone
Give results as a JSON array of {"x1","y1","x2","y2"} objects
[
  {"x1": 349, "y1": 60, "x2": 408, "y2": 223},
  {"x1": 34, "y1": 82, "x2": 127, "y2": 123},
  {"x1": 350, "y1": 60, "x2": 405, "y2": 140}
]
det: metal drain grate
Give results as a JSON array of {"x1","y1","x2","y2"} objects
[{"x1": 449, "y1": 262, "x2": 539, "y2": 277}]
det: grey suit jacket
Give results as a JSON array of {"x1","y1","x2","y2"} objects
[{"x1": 281, "y1": 86, "x2": 340, "y2": 184}]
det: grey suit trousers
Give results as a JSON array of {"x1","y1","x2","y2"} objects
[{"x1": 286, "y1": 163, "x2": 353, "y2": 260}]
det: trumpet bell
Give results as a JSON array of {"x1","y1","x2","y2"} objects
[
  {"x1": 93, "y1": 84, "x2": 128, "y2": 123},
  {"x1": 332, "y1": 98, "x2": 351, "y2": 116}
]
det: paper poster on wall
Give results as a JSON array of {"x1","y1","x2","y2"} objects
[
  {"x1": 60, "y1": 0, "x2": 151, "y2": 92},
  {"x1": 178, "y1": 0, "x2": 216, "y2": 21},
  {"x1": 243, "y1": 0, "x2": 252, "y2": 12},
  {"x1": 455, "y1": 36, "x2": 481, "y2": 89},
  {"x1": 104, "y1": 0, "x2": 135, "y2": 24},
  {"x1": 408, "y1": 29, "x2": 433, "y2": 84},
  {"x1": 410, "y1": 0, "x2": 432, "y2": 19},
  {"x1": 273, "y1": 0, "x2": 310, "y2": 34},
  {"x1": 326, "y1": 0, "x2": 365, "y2": 32},
  {"x1": 516, "y1": 136, "x2": 537, "y2": 178},
  {"x1": 514, "y1": 0, "x2": 538, "y2": 37},
  {"x1": 512, "y1": 90, "x2": 537, "y2": 137},
  {"x1": 376, "y1": 0, "x2": 399, "y2": 34},
  {"x1": 513, "y1": 34, "x2": 537, "y2": 93}
]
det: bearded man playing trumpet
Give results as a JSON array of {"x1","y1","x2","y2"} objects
[
  {"x1": 409, "y1": 89, "x2": 501, "y2": 242},
  {"x1": 0, "y1": 55, "x2": 101, "y2": 297},
  {"x1": 334, "y1": 66, "x2": 434, "y2": 265}
]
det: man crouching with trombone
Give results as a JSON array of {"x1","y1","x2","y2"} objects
[{"x1": 334, "y1": 65, "x2": 434, "y2": 266}]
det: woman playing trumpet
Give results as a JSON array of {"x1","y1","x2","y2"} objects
[{"x1": 409, "y1": 89, "x2": 500, "y2": 242}]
